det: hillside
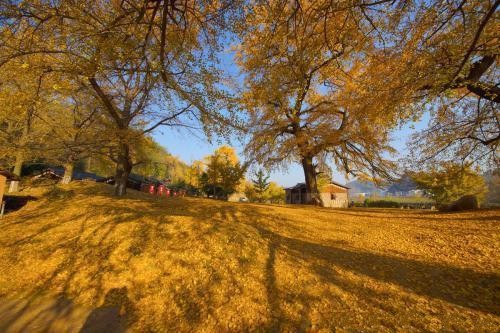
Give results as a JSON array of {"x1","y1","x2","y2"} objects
[
  {"x1": 346, "y1": 179, "x2": 383, "y2": 194},
  {"x1": 386, "y1": 174, "x2": 418, "y2": 194},
  {"x1": 347, "y1": 175, "x2": 418, "y2": 196},
  {"x1": 0, "y1": 182, "x2": 499, "y2": 332}
]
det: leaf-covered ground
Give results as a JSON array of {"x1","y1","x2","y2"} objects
[{"x1": 0, "y1": 182, "x2": 498, "y2": 332}]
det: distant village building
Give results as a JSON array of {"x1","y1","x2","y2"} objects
[
  {"x1": 387, "y1": 189, "x2": 424, "y2": 197},
  {"x1": 409, "y1": 189, "x2": 424, "y2": 197},
  {"x1": 285, "y1": 182, "x2": 349, "y2": 208}
]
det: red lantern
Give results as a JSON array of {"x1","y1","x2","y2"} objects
[
  {"x1": 166, "y1": 188, "x2": 170, "y2": 197},
  {"x1": 157, "y1": 184, "x2": 165, "y2": 196},
  {"x1": 148, "y1": 184, "x2": 155, "y2": 194}
]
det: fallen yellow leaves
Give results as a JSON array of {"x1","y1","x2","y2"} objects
[{"x1": 0, "y1": 182, "x2": 498, "y2": 332}]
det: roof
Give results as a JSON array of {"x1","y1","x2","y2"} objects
[
  {"x1": 0, "y1": 170, "x2": 19, "y2": 180},
  {"x1": 285, "y1": 181, "x2": 350, "y2": 191},
  {"x1": 284, "y1": 182, "x2": 306, "y2": 190},
  {"x1": 329, "y1": 181, "x2": 350, "y2": 189},
  {"x1": 32, "y1": 168, "x2": 105, "y2": 181},
  {"x1": 99, "y1": 174, "x2": 166, "y2": 186}
]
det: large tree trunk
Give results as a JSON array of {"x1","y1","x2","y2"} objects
[
  {"x1": 85, "y1": 156, "x2": 92, "y2": 173},
  {"x1": 301, "y1": 155, "x2": 323, "y2": 206},
  {"x1": 9, "y1": 107, "x2": 34, "y2": 193},
  {"x1": 114, "y1": 142, "x2": 132, "y2": 196},
  {"x1": 8, "y1": 151, "x2": 23, "y2": 193},
  {"x1": 61, "y1": 162, "x2": 74, "y2": 184}
]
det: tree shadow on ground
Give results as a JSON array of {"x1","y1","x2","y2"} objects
[
  {"x1": 253, "y1": 225, "x2": 282, "y2": 332},
  {"x1": 1, "y1": 187, "x2": 499, "y2": 331},
  {"x1": 284, "y1": 230, "x2": 499, "y2": 314},
  {"x1": 333, "y1": 209, "x2": 500, "y2": 222},
  {"x1": 209, "y1": 204, "x2": 500, "y2": 317}
]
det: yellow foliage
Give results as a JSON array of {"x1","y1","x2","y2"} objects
[{"x1": 0, "y1": 182, "x2": 498, "y2": 331}]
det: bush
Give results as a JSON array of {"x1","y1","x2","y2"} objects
[
  {"x1": 411, "y1": 163, "x2": 487, "y2": 205},
  {"x1": 360, "y1": 199, "x2": 435, "y2": 209},
  {"x1": 349, "y1": 201, "x2": 365, "y2": 207},
  {"x1": 440, "y1": 195, "x2": 479, "y2": 212},
  {"x1": 364, "y1": 199, "x2": 400, "y2": 208}
]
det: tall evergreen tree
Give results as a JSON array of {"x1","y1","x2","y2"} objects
[{"x1": 252, "y1": 169, "x2": 270, "y2": 202}]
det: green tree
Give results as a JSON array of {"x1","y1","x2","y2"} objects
[
  {"x1": 131, "y1": 137, "x2": 188, "y2": 183},
  {"x1": 252, "y1": 169, "x2": 270, "y2": 202},
  {"x1": 244, "y1": 180, "x2": 284, "y2": 204},
  {"x1": 411, "y1": 163, "x2": 488, "y2": 205},
  {"x1": 263, "y1": 182, "x2": 285, "y2": 204},
  {"x1": 243, "y1": 180, "x2": 257, "y2": 202},
  {"x1": 200, "y1": 146, "x2": 246, "y2": 199}
]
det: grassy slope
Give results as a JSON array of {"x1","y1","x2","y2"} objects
[{"x1": 0, "y1": 182, "x2": 499, "y2": 332}]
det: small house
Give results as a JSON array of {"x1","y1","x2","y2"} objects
[{"x1": 285, "y1": 182, "x2": 349, "y2": 208}]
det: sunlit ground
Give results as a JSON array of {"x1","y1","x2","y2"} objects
[{"x1": 0, "y1": 182, "x2": 498, "y2": 332}]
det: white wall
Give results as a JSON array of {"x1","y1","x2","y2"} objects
[{"x1": 321, "y1": 192, "x2": 348, "y2": 208}]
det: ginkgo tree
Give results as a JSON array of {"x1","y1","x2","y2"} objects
[
  {"x1": 200, "y1": 146, "x2": 247, "y2": 199},
  {"x1": 43, "y1": 91, "x2": 107, "y2": 184},
  {"x1": 236, "y1": 0, "x2": 409, "y2": 205},
  {"x1": 0, "y1": 56, "x2": 65, "y2": 191},
  {"x1": 0, "y1": 0, "x2": 241, "y2": 195},
  {"x1": 374, "y1": 0, "x2": 499, "y2": 166}
]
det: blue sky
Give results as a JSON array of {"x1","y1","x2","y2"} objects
[
  {"x1": 153, "y1": 114, "x2": 430, "y2": 187},
  {"x1": 153, "y1": 45, "x2": 431, "y2": 188}
]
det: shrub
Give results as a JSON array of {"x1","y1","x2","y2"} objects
[
  {"x1": 440, "y1": 195, "x2": 479, "y2": 212},
  {"x1": 411, "y1": 163, "x2": 487, "y2": 205},
  {"x1": 364, "y1": 199, "x2": 400, "y2": 208}
]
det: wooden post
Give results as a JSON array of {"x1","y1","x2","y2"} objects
[{"x1": 0, "y1": 175, "x2": 6, "y2": 218}]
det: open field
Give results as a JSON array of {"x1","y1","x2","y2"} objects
[
  {"x1": 350, "y1": 195, "x2": 434, "y2": 204},
  {"x1": 0, "y1": 182, "x2": 499, "y2": 332}
]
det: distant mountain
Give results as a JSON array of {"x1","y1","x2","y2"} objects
[
  {"x1": 347, "y1": 174, "x2": 419, "y2": 196},
  {"x1": 346, "y1": 179, "x2": 382, "y2": 194},
  {"x1": 386, "y1": 174, "x2": 417, "y2": 194}
]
